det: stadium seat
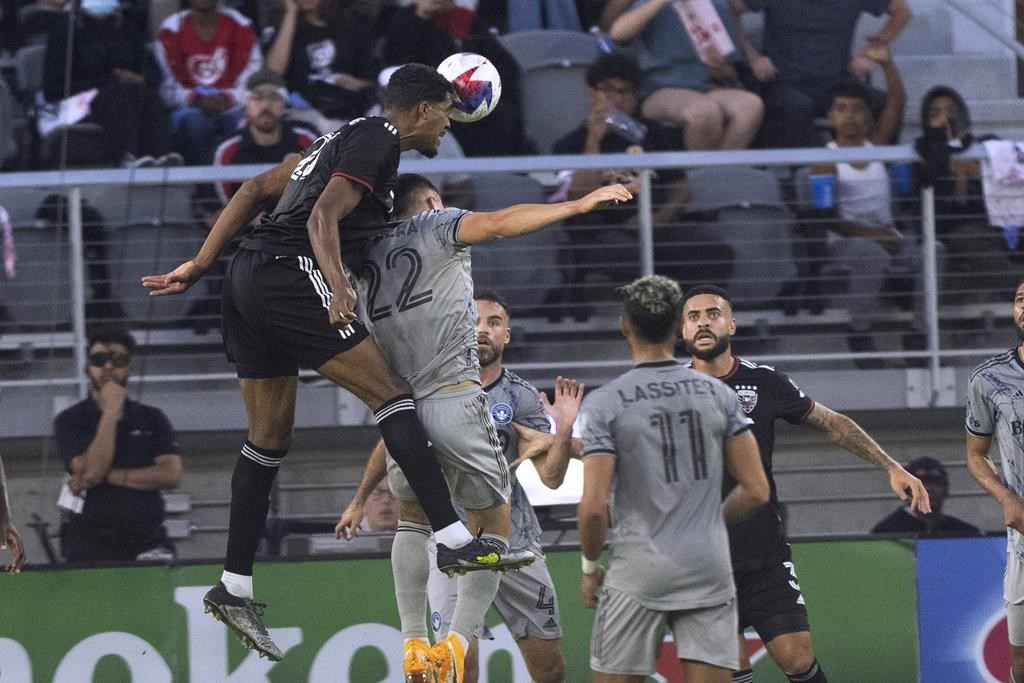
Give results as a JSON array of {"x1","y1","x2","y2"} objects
[
  {"x1": 104, "y1": 186, "x2": 206, "y2": 325},
  {"x1": 854, "y1": 6, "x2": 954, "y2": 56},
  {"x1": 0, "y1": 78, "x2": 18, "y2": 165},
  {"x1": 687, "y1": 166, "x2": 797, "y2": 307},
  {"x1": 497, "y1": 30, "x2": 601, "y2": 72},
  {"x1": 17, "y1": 4, "x2": 66, "y2": 46},
  {"x1": 517, "y1": 62, "x2": 591, "y2": 154},
  {"x1": 14, "y1": 43, "x2": 109, "y2": 168},
  {"x1": 1, "y1": 219, "x2": 73, "y2": 331},
  {"x1": 469, "y1": 172, "x2": 566, "y2": 314}
]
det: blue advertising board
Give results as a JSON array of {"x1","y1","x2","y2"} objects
[{"x1": 918, "y1": 536, "x2": 1010, "y2": 682}]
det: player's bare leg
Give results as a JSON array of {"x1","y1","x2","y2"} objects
[
  {"x1": 204, "y1": 376, "x2": 298, "y2": 662},
  {"x1": 765, "y1": 630, "x2": 826, "y2": 682},
  {"x1": 517, "y1": 634, "x2": 566, "y2": 683},
  {"x1": 1012, "y1": 644, "x2": 1024, "y2": 682},
  {"x1": 681, "y1": 659, "x2": 732, "y2": 683}
]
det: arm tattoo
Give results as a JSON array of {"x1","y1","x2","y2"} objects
[{"x1": 804, "y1": 404, "x2": 896, "y2": 470}]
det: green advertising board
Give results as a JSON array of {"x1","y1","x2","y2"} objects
[{"x1": 0, "y1": 541, "x2": 916, "y2": 682}]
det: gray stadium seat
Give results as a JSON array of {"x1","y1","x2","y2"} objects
[
  {"x1": 1, "y1": 223, "x2": 72, "y2": 331},
  {"x1": 687, "y1": 167, "x2": 796, "y2": 306},
  {"x1": 0, "y1": 79, "x2": 17, "y2": 165},
  {"x1": 498, "y1": 30, "x2": 601, "y2": 72},
  {"x1": 854, "y1": 6, "x2": 953, "y2": 56},
  {"x1": 518, "y1": 63, "x2": 591, "y2": 154},
  {"x1": 469, "y1": 172, "x2": 566, "y2": 313}
]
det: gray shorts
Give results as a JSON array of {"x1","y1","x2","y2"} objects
[
  {"x1": 427, "y1": 542, "x2": 561, "y2": 641},
  {"x1": 590, "y1": 586, "x2": 739, "y2": 675},
  {"x1": 387, "y1": 385, "x2": 510, "y2": 511}
]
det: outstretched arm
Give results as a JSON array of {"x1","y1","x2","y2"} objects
[
  {"x1": 456, "y1": 184, "x2": 633, "y2": 245},
  {"x1": 803, "y1": 403, "x2": 931, "y2": 513},
  {"x1": 335, "y1": 440, "x2": 389, "y2": 539},
  {"x1": 865, "y1": 39, "x2": 905, "y2": 145},
  {"x1": 142, "y1": 155, "x2": 300, "y2": 296},
  {"x1": 609, "y1": 0, "x2": 673, "y2": 43},
  {"x1": 0, "y1": 457, "x2": 24, "y2": 573},
  {"x1": 967, "y1": 432, "x2": 1024, "y2": 533}
]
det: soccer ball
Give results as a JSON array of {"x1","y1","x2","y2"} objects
[{"x1": 437, "y1": 52, "x2": 502, "y2": 123}]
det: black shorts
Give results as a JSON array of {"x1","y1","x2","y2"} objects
[
  {"x1": 222, "y1": 248, "x2": 369, "y2": 378},
  {"x1": 733, "y1": 542, "x2": 810, "y2": 643}
]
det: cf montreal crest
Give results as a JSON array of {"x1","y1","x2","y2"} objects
[
  {"x1": 735, "y1": 384, "x2": 759, "y2": 414},
  {"x1": 491, "y1": 402, "x2": 513, "y2": 425}
]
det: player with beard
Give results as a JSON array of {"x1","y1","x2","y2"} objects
[
  {"x1": 142, "y1": 64, "x2": 527, "y2": 662},
  {"x1": 54, "y1": 327, "x2": 183, "y2": 564},
  {"x1": 339, "y1": 289, "x2": 579, "y2": 683},
  {"x1": 966, "y1": 279, "x2": 1024, "y2": 683},
  {"x1": 680, "y1": 284, "x2": 930, "y2": 683}
]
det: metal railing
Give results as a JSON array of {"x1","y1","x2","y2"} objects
[{"x1": 0, "y1": 144, "x2": 1016, "y2": 409}]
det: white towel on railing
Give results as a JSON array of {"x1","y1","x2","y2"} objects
[{"x1": 982, "y1": 140, "x2": 1024, "y2": 230}]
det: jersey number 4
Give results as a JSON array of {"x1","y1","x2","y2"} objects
[
  {"x1": 363, "y1": 247, "x2": 433, "y2": 321},
  {"x1": 650, "y1": 410, "x2": 707, "y2": 483}
]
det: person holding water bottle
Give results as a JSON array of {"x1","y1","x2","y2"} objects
[{"x1": 808, "y1": 39, "x2": 935, "y2": 368}]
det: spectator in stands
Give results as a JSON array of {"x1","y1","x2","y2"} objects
[
  {"x1": 608, "y1": 0, "x2": 763, "y2": 150},
  {"x1": 551, "y1": 52, "x2": 732, "y2": 314},
  {"x1": 359, "y1": 478, "x2": 400, "y2": 533},
  {"x1": 810, "y1": 40, "x2": 927, "y2": 366},
  {"x1": 872, "y1": 457, "x2": 980, "y2": 536},
  {"x1": 379, "y1": 0, "x2": 527, "y2": 156},
  {"x1": 41, "y1": 0, "x2": 179, "y2": 167},
  {"x1": 212, "y1": 69, "x2": 318, "y2": 204},
  {"x1": 54, "y1": 327, "x2": 184, "y2": 563},
  {"x1": 0, "y1": 454, "x2": 26, "y2": 573},
  {"x1": 263, "y1": 0, "x2": 379, "y2": 135},
  {"x1": 155, "y1": 0, "x2": 262, "y2": 165},
  {"x1": 735, "y1": 0, "x2": 911, "y2": 148},
  {"x1": 914, "y1": 85, "x2": 1020, "y2": 302}
]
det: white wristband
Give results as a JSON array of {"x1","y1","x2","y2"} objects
[{"x1": 581, "y1": 555, "x2": 601, "y2": 575}]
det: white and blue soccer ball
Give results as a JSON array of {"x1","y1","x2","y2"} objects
[{"x1": 437, "y1": 52, "x2": 502, "y2": 123}]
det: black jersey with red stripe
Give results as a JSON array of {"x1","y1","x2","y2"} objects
[
  {"x1": 687, "y1": 356, "x2": 815, "y2": 564},
  {"x1": 240, "y1": 117, "x2": 400, "y2": 258}
]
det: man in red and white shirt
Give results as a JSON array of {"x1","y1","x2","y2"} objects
[{"x1": 154, "y1": 0, "x2": 262, "y2": 165}]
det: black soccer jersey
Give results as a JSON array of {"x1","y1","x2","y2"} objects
[
  {"x1": 240, "y1": 117, "x2": 400, "y2": 258},
  {"x1": 688, "y1": 356, "x2": 815, "y2": 564}
]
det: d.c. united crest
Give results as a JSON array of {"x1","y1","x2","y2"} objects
[{"x1": 735, "y1": 384, "x2": 758, "y2": 414}]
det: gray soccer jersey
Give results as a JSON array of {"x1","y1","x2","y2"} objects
[
  {"x1": 353, "y1": 207, "x2": 478, "y2": 398},
  {"x1": 486, "y1": 368, "x2": 551, "y2": 553},
  {"x1": 580, "y1": 360, "x2": 753, "y2": 611},
  {"x1": 966, "y1": 349, "x2": 1024, "y2": 561}
]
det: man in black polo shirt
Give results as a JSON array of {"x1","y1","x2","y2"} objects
[
  {"x1": 54, "y1": 326, "x2": 183, "y2": 564},
  {"x1": 680, "y1": 284, "x2": 930, "y2": 683}
]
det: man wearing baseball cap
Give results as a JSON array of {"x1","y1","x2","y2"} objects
[{"x1": 872, "y1": 457, "x2": 980, "y2": 536}]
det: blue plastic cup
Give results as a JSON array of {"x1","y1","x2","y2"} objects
[
  {"x1": 810, "y1": 174, "x2": 836, "y2": 209},
  {"x1": 890, "y1": 162, "x2": 913, "y2": 196}
]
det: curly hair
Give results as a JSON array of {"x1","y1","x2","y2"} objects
[{"x1": 619, "y1": 275, "x2": 682, "y2": 343}]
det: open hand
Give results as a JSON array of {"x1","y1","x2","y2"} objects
[
  {"x1": 508, "y1": 423, "x2": 554, "y2": 469},
  {"x1": 578, "y1": 184, "x2": 634, "y2": 213},
  {"x1": 544, "y1": 376, "x2": 584, "y2": 431},
  {"x1": 142, "y1": 260, "x2": 207, "y2": 297}
]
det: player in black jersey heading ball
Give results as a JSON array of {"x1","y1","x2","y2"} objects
[
  {"x1": 143, "y1": 64, "x2": 531, "y2": 662},
  {"x1": 680, "y1": 285, "x2": 930, "y2": 683}
]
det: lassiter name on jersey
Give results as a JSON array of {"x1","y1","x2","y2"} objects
[
  {"x1": 686, "y1": 357, "x2": 815, "y2": 565},
  {"x1": 581, "y1": 360, "x2": 753, "y2": 611},
  {"x1": 240, "y1": 117, "x2": 400, "y2": 260}
]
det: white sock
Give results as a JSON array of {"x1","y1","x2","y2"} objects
[
  {"x1": 434, "y1": 521, "x2": 473, "y2": 548},
  {"x1": 221, "y1": 571, "x2": 253, "y2": 599}
]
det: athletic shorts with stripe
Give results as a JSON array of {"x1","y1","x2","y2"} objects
[
  {"x1": 427, "y1": 541, "x2": 562, "y2": 641},
  {"x1": 386, "y1": 385, "x2": 510, "y2": 511},
  {"x1": 590, "y1": 586, "x2": 739, "y2": 675},
  {"x1": 734, "y1": 542, "x2": 810, "y2": 643},
  {"x1": 221, "y1": 248, "x2": 369, "y2": 378}
]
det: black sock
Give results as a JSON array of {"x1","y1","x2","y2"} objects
[
  {"x1": 787, "y1": 659, "x2": 827, "y2": 683},
  {"x1": 374, "y1": 395, "x2": 460, "y2": 531},
  {"x1": 733, "y1": 669, "x2": 753, "y2": 683},
  {"x1": 224, "y1": 441, "x2": 285, "y2": 575}
]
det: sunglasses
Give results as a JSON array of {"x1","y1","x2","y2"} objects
[{"x1": 87, "y1": 352, "x2": 131, "y2": 368}]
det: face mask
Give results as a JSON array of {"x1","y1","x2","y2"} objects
[{"x1": 80, "y1": 0, "x2": 120, "y2": 17}]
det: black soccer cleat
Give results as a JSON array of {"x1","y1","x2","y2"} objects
[
  {"x1": 435, "y1": 536, "x2": 537, "y2": 577},
  {"x1": 203, "y1": 582, "x2": 284, "y2": 661}
]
